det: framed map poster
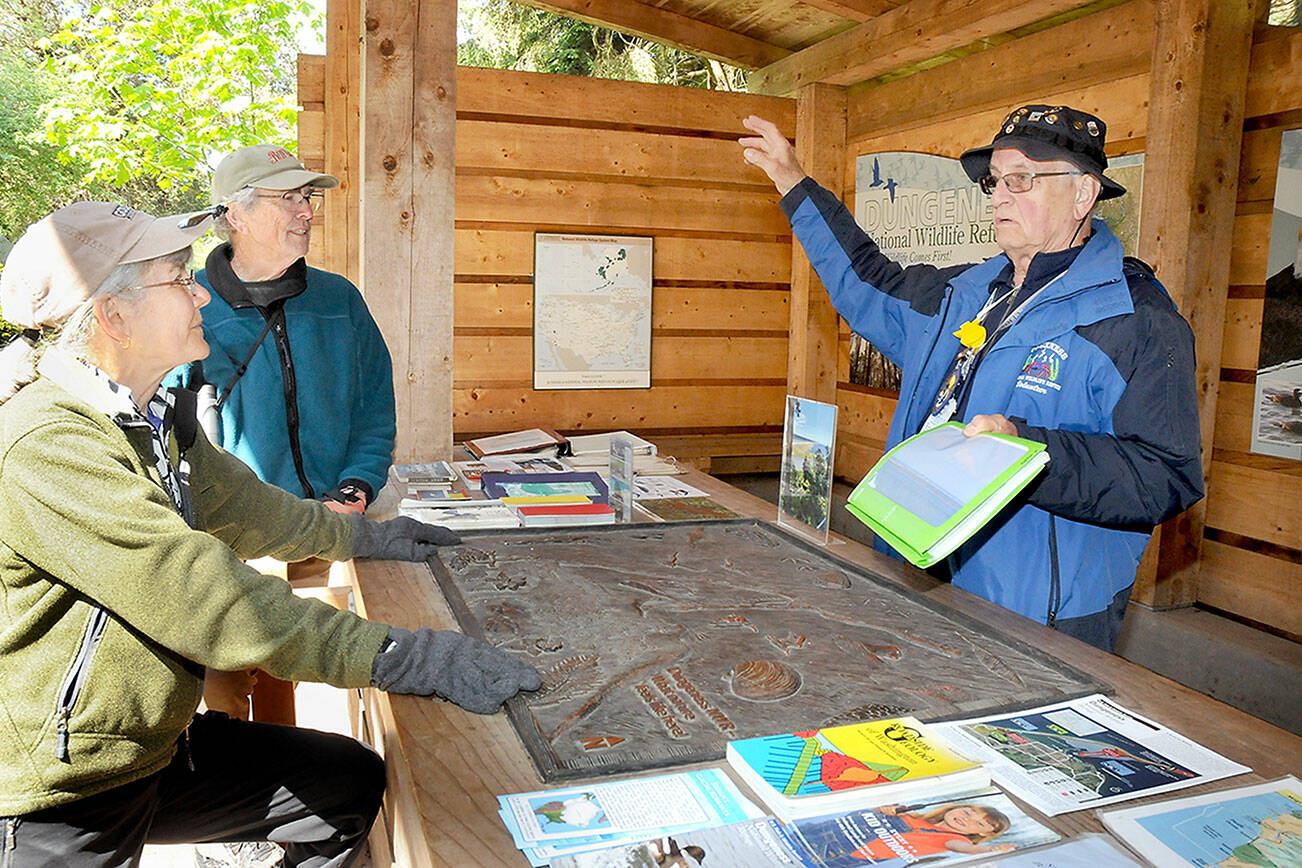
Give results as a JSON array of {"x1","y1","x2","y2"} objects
[{"x1": 533, "y1": 233, "x2": 653, "y2": 389}]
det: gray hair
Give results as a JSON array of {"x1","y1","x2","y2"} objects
[
  {"x1": 0, "y1": 247, "x2": 193, "y2": 402},
  {"x1": 213, "y1": 186, "x2": 260, "y2": 240}
]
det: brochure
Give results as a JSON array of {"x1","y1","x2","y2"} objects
[
  {"x1": 958, "y1": 833, "x2": 1143, "y2": 867},
  {"x1": 481, "y1": 470, "x2": 609, "y2": 502},
  {"x1": 632, "y1": 475, "x2": 709, "y2": 500},
  {"x1": 785, "y1": 786, "x2": 1060, "y2": 867},
  {"x1": 845, "y1": 422, "x2": 1048, "y2": 568},
  {"x1": 933, "y1": 694, "x2": 1250, "y2": 815},
  {"x1": 398, "y1": 500, "x2": 522, "y2": 530},
  {"x1": 497, "y1": 768, "x2": 764, "y2": 865},
  {"x1": 549, "y1": 818, "x2": 806, "y2": 867},
  {"x1": 392, "y1": 460, "x2": 458, "y2": 485},
  {"x1": 726, "y1": 716, "x2": 988, "y2": 822},
  {"x1": 1099, "y1": 775, "x2": 1302, "y2": 868}
]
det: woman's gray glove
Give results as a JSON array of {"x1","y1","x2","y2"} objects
[
  {"x1": 348, "y1": 514, "x2": 460, "y2": 561},
  {"x1": 370, "y1": 627, "x2": 543, "y2": 714}
]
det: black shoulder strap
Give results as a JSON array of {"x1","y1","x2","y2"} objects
[
  {"x1": 1122, "y1": 256, "x2": 1157, "y2": 282},
  {"x1": 172, "y1": 388, "x2": 200, "y2": 451},
  {"x1": 216, "y1": 306, "x2": 282, "y2": 410}
]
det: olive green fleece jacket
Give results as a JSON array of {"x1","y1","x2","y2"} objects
[{"x1": 0, "y1": 352, "x2": 391, "y2": 815}]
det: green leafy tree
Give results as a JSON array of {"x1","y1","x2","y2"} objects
[
  {"x1": 39, "y1": 0, "x2": 319, "y2": 209},
  {"x1": 457, "y1": 0, "x2": 746, "y2": 90}
]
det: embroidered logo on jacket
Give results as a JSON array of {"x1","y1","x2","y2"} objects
[{"x1": 1015, "y1": 342, "x2": 1067, "y2": 395}]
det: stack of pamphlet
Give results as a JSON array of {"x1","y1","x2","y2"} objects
[
  {"x1": 551, "y1": 785, "x2": 1060, "y2": 867},
  {"x1": 725, "y1": 716, "x2": 989, "y2": 822},
  {"x1": 846, "y1": 421, "x2": 1048, "y2": 567},
  {"x1": 464, "y1": 427, "x2": 568, "y2": 459},
  {"x1": 452, "y1": 455, "x2": 569, "y2": 490},
  {"x1": 392, "y1": 461, "x2": 467, "y2": 505},
  {"x1": 397, "y1": 498, "x2": 521, "y2": 530},
  {"x1": 496, "y1": 768, "x2": 764, "y2": 866}
]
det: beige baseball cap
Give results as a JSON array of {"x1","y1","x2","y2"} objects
[
  {"x1": 212, "y1": 143, "x2": 339, "y2": 204},
  {"x1": 0, "y1": 202, "x2": 213, "y2": 330}
]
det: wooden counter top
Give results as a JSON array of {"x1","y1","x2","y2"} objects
[{"x1": 346, "y1": 469, "x2": 1301, "y2": 867}]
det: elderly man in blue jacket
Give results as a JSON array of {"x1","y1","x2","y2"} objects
[{"x1": 740, "y1": 106, "x2": 1204, "y2": 651}]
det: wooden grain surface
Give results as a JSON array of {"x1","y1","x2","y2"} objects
[{"x1": 348, "y1": 468, "x2": 1302, "y2": 866}]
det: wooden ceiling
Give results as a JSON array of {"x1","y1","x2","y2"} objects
[{"x1": 511, "y1": 0, "x2": 1129, "y2": 95}]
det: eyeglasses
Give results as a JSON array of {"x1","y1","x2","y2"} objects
[
  {"x1": 254, "y1": 189, "x2": 324, "y2": 212},
  {"x1": 133, "y1": 271, "x2": 200, "y2": 292},
  {"x1": 979, "y1": 171, "x2": 1085, "y2": 195}
]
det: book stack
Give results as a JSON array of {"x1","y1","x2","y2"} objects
[
  {"x1": 725, "y1": 716, "x2": 989, "y2": 822},
  {"x1": 453, "y1": 456, "x2": 569, "y2": 490},
  {"x1": 397, "y1": 498, "x2": 521, "y2": 530},
  {"x1": 498, "y1": 494, "x2": 616, "y2": 527},
  {"x1": 497, "y1": 769, "x2": 764, "y2": 867},
  {"x1": 465, "y1": 427, "x2": 569, "y2": 460}
]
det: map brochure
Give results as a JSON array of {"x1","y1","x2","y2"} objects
[
  {"x1": 464, "y1": 427, "x2": 569, "y2": 459},
  {"x1": 453, "y1": 455, "x2": 569, "y2": 489},
  {"x1": 1098, "y1": 775, "x2": 1302, "y2": 868},
  {"x1": 725, "y1": 716, "x2": 988, "y2": 822},
  {"x1": 608, "y1": 435, "x2": 636, "y2": 522},
  {"x1": 932, "y1": 694, "x2": 1251, "y2": 816},
  {"x1": 845, "y1": 422, "x2": 1049, "y2": 568},
  {"x1": 391, "y1": 460, "x2": 458, "y2": 485},
  {"x1": 496, "y1": 767, "x2": 763, "y2": 865},
  {"x1": 533, "y1": 233, "x2": 653, "y2": 390},
  {"x1": 634, "y1": 496, "x2": 743, "y2": 522},
  {"x1": 482, "y1": 470, "x2": 609, "y2": 503}
]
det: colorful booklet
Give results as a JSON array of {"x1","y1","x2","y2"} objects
[
  {"x1": 932, "y1": 694, "x2": 1251, "y2": 816},
  {"x1": 845, "y1": 422, "x2": 1048, "y2": 568},
  {"x1": 392, "y1": 460, "x2": 458, "y2": 485},
  {"x1": 481, "y1": 470, "x2": 609, "y2": 503},
  {"x1": 497, "y1": 768, "x2": 764, "y2": 866},
  {"x1": 516, "y1": 502, "x2": 616, "y2": 527},
  {"x1": 725, "y1": 717, "x2": 988, "y2": 822},
  {"x1": 1099, "y1": 775, "x2": 1302, "y2": 868}
]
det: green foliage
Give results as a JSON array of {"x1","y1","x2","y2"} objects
[
  {"x1": 39, "y1": 0, "x2": 319, "y2": 205},
  {"x1": 457, "y1": 0, "x2": 747, "y2": 90}
]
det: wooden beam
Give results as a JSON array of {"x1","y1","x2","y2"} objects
[
  {"x1": 512, "y1": 0, "x2": 790, "y2": 70},
  {"x1": 749, "y1": 0, "x2": 1112, "y2": 95},
  {"x1": 325, "y1": 0, "x2": 361, "y2": 283},
  {"x1": 794, "y1": 0, "x2": 904, "y2": 24},
  {"x1": 361, "y1": 0, "x2": 456, "y2": 463},
  {"x1": 787, "y1": 83, "x2": 846, "y2": 404},
  {"x1": 1132, "y1": 0, "x2": 1262, "y2": 608}
]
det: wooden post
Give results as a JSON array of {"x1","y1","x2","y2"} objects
[
  {"x1": 325, "y1": 0, "x2": 361, "y2": 284},
  {"x1": 1134, "y1": 0, "x2": 1261, "y2": 608},
  {"x1": 787, "y1": 83, "x2": 847, "y2": 404},
  {"x1": 360, "y1": 0, "x2": 456, "y2": 463}
]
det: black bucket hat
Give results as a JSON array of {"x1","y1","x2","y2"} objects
[{"x1": 959, "y1": 104, "x2": 1126, "y2": 201}]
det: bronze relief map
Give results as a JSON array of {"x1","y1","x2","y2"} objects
[{"x1": 428, "y1": 520, "x2": 1101, "y2": 781}]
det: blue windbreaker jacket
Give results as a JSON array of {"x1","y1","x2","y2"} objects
[{"x1": 783, "y1": 178, "x2": 1204, "y2": 625}]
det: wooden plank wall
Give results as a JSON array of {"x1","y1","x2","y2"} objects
[
  {"x1": 836, "y1": 3, "x2": 1301, "y2": 638},
  {"x1": 1202, "y1": 24, "x2": 1302, "y2": 638},
  {"x1": 299, "y1": 63, "x2": 796, "y2": 469}
]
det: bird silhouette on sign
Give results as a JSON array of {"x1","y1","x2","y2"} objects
[
  {"x1": 869, "y1": 158, "x2": 885, "y2": 188},
  {"x1": 884, "y1": 177, "x2": 899, "y2": 202}
]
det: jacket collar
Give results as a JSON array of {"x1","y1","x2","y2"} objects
[
  {"x1": 205, "y1": 243, "x2": 308, "y2": 311},
  {"x1": 37, "y1": 351, "x2": 144, "y2": 423},
  {"x1": 951, "y1": 219, "x2": 1133, "y2": 335}
]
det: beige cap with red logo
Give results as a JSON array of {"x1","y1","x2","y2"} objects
[{"x1": 211, "y1": 143, "x2": 339, "y2": 204}]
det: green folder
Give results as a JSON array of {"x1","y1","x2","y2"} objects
[{"x1": 845, "y1": 421, "x2": 1049, "y2": 568}]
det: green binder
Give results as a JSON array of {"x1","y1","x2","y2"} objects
[{"x1": 845, "y1": 421, "x2": 1049, "y2": 568}]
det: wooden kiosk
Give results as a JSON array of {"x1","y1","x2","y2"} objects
[{"x1": 293, "y1": 0, "x2": 1302, "y2": 862}]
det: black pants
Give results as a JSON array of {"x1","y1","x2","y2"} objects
[{"x1": 1, "y1": 711, "x2": 385, "y2": 868}]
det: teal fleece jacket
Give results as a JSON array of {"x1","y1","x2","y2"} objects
[{"x1": 0, "y1": 352, "x2": 390, "y2": 815}]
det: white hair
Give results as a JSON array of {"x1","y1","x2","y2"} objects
[
  {"x1": 0, "y1": 247, "x2": 193, "y2": 402},
  {"x1": 213, "y1": 186, "x2": 260, "y2": 240}
]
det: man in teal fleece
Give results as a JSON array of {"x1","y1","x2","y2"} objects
[{"x1": 172, "y1": 144, "x2": 393, "y2": 515}]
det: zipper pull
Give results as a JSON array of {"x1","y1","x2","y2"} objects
[
  {"x1": 55, "y1": 709, "x2": 71, "y2": 762},
  {"x1": 180, "y1": 724, "x2": 195, "y2": 771},
  {"x1": 5, "y1": 817, "x2": 16, "y2": 853}
]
